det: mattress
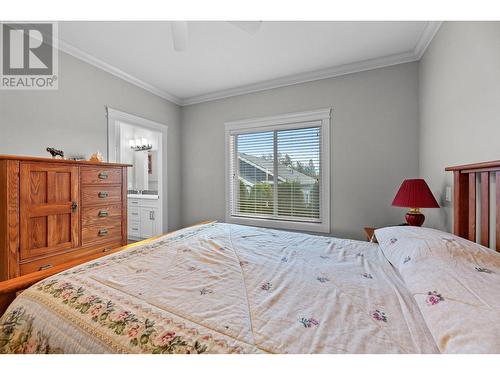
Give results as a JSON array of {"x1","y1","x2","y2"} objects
[{"x1": 1, "y1": 222, "x2": 497, "y2": 354}]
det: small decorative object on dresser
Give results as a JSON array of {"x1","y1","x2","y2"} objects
[
  {"x1": 89, "y1": 151, "x2": 104, "y2": 162},
  {"x1": 46, "y1": 147, "x2": 64, "y2": 159},
  {"x1": 68, "y1": 155, "x2": 86, "y2": 161},
  {"x1": 0, "y1": 155, "x2": 130, "y2": 283},
  {"x1": 392, "y1": 179, "x2": 439, "y2": 226}
]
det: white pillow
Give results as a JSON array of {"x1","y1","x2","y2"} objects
[{"x1": 375, "y1": 226, "x2": 500, "y2": 353}]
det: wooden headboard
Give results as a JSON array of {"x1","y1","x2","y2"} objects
[{"x1": 445, "y1": 160, "x2": 500, "y2": 251}]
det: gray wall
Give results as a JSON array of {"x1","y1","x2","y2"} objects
[
  {"x1": 181, "y1": 62, "x2": 419, "y2": 240},
  {"x1": 419, "y1": 22, "x2": 500, "y2": 231},
  {"x1": 10, "y1": 24, "x2": 495, "y2": 239},
  {"x1": 0, "y1": 51, "x2": 182, "y2": 231}
]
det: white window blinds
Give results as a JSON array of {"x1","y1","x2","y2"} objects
[
  {"x1": 226, "y1": 109, "x2": 330, "y2": 232},
  {"x1": 229, "y1": 125, "x2": 322, "y2": 223}
]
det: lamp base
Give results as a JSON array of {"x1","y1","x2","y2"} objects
[{"x1": 405, "y1": 208, "x2": 425, "y2": 226}]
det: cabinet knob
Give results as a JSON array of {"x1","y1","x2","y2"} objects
[
  {"x1": 71, "y1": 201, "x2": 78, "y2": 212},
  {"x1": 98, "y1": 229, "x2": 108, "y2": 236},
  {"x1": 98, "y1": 172, "x2": 108, "y2": 179},
  {"x1": 98, "y1": 191, "x2": 109, "y2": 198}
]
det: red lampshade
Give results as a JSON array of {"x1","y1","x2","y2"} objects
[{"x1": 392, "y1": 179, "x2": 439, "y2": 208}]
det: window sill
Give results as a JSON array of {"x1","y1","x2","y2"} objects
[{"x1": 227, "y1": 215, "x2": 330, "y2": 233}]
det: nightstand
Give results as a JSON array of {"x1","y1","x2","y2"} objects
[
  {"x1": 364, "y1": 227, "x2": 378, "y2": 243},
  {"x1": 364, "y1": 224, "x2": 408, "y2": 242}
]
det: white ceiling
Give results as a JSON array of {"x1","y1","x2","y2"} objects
[{"x1": 58, "y1": 21, "x2": 441, "y2": 106}]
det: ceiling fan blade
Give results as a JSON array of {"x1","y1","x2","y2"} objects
[
  {"x1": 171, "y1": 21, "x2": 189, "y2": 51},
  {"x1": 229, "y1": 21, "x2": 262, "y2": 35}
]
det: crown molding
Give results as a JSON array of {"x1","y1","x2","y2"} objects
[
  {"x1": 181, "y1": 21, "x2": 442, "y2": 106},
  {"x1": 55, "y1": 21, "x2": 442, "y2": 107},
  {"x1": 181, "y1": 50, "x2": 418, "y2": 106},
  {"x1": 413, "y1": 21, "x2": 442, "y2": 59},
  {"x1": 56, "y1": 39, "x2": 182, "y2": 105}
]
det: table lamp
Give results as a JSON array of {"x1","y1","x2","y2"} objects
[{"x1": 392, "y1": 179, "x2": 439, "y2": 226}]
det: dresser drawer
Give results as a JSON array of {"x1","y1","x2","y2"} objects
[
  {"x1": 82, "y1": 185, "x2": 122, "y2": 206},
  {"x1": 82, "y1": 221, "x2": 122, "y2": 245},
  {"x1": 19, "y1": 241, "x2": 122, "y2": 275},
  {"x1": 81, "y1": 166, "x2": 122, "y2": 185},
  {"x1": 82, "y1": 204, "x2": 122, "y2": 227}
]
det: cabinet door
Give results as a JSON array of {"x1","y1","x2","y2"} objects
[
  {"x1": 139, "y1": 207, "x2": 160, "y2": 238},
  {"x1": 139, "y1": 207, "x2": 153, "y2": 238},
  {"x1": 20, "y1": 163, "x2": 79, "y2": 260},
  {"x1": 150, "y1": 208, "x2": 160, "y2": 236}
]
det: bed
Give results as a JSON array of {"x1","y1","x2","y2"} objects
[{"x1": 0, "y1": 160, "x2": 499, "y2": 354}]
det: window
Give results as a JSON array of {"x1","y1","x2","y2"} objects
[{"x1": 225, "y1": 109, "x2": 330, "y2": 232}]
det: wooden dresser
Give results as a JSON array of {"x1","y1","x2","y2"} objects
[{"x1": 0, "y1": 155, "x2": 130, "y2": 281}]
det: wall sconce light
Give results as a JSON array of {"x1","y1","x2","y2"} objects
[{"x1": 130, "y1": 138, "x2": 152, "y2": 151}]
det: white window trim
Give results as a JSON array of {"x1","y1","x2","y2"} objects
[{"x1": 225, "y1": 108, "x2": 331, "y2": 233}]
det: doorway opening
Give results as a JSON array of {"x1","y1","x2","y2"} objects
[{"x1": 107, "y1": 107, "x2": 167, "y2": 241}]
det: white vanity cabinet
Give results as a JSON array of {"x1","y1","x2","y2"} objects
[
  {"x1": 128, "y1": 196, "x2": 161, "y2": 240},
  {"x1": 139, "y1": 206, "x2": 159, "y2": 238}
]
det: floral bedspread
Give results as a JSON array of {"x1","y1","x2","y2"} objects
[{"x1": 0, "y1": 223, "x2": 438, "y2": 354}]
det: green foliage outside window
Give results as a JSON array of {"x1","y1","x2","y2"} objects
[
  {"x1": 239, "y1": 180, "x2": 319, "y2": 218},
  {"x1": 239, "y1": 180, "x2": 274, "y2": 215}
]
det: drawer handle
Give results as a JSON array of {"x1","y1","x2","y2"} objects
[
  {"x1": 131, "y1": 212, "x2": 138, "y2": 216},
  {"x1": 98, "y1": 172, "x2": 109, "y2": 179},
  {"x1": 102, "y1": 247, "x2": 113, "y2": 253},
  {"x1": 98, "y1": 229, "x2": 109, "y2": 236},
  {"x1": 98, "y1": 191, "x2": 109, "y2": 198},
  {"x1": 98, "y1": 210, "x2": 109, "y2": 217},
  {"x1": 39, "y1": 264, "x2": 53, "y2": 271},
  {"x1": 131, "y1": 227, "x2": 138, "y2": 231}
]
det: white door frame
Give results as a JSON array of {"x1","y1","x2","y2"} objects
[{"x1": 106, "y1": 106, "x2": 167, "y2": 232}]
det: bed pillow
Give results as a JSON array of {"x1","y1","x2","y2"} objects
[{"x1": 375, "y1": 226, "x2": 500, "y2": 353}]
